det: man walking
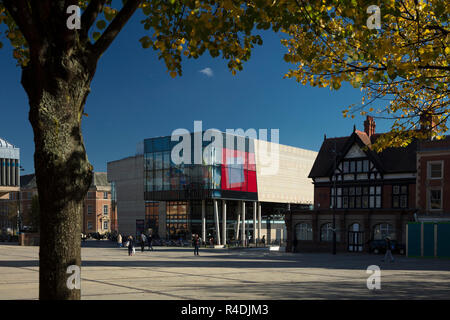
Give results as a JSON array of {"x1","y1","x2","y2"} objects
[
  {"x1": 193, "y1": 234, "x2": 200, "y2": 256},
  {"x1": 382, "y1": 236, "x2": 394, "y2": 263},
  {"x1": 140, "y1": 232, "x2": 147, "y2": 253}
]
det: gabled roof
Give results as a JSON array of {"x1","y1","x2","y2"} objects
[
  {"x1": 92, "y1": 172, "x2": 109, "y2": 187},
  {"x1": 309, "y1": 130, "x2": 417, "y2": 178}
]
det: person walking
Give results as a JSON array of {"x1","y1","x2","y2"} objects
[
  {"x1": 127, "y1": 236, "x2": 135, "y2": 256},
  {"x1": 261, "y1": 235, "x2": 266, "y2": 247},
  {"x1": 193, "y1": 234, "x2": 200, "y2": 256},
  {"x1": 148, "y1": 234, "x2": 154, "y2": 251},
  {"x1": 140, "y1": 232, "x2": 147, "y2": 252},
  {"x1": 293, "y1": 236, "x2": 298, "y2": 253},
  {"x1": 382, "y1": 236, "x2": 394, "y2": 263},
  {"x1": 117, "y1": 234, "x2": 122, "y2": 248}
]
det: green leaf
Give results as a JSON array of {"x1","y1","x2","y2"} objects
[
  {"x1": 93, "y1": 32, "x2": 101, "y2": 41},
  {"x1": 96, "y1": 20, "x2": 107, "y2": 30},
  {"x1": 104, "y1": 11, "x2": 115, "y2": 21}
]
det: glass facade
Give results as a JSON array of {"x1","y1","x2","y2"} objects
[
  {"x1": 145, "y1": 201, "x2": 159, "y2": 235},
  {"x1": 144, "y1": 133, "x2": 257, "y2": 197}
]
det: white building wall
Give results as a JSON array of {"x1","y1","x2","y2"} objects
[
  {"x1": 254, "y1": 139, "x2": 317, "y2": 204},
  {"x1": 107, "y1": 155, "x2": 145, "y2": 237}
]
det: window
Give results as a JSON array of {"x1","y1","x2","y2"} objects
[
  {"x1": 103, "y1": 192, "x2": 108, "y2": 199},
  {"x1": 332, "y1": 185, "x2": 382, "y2": 209},
  {"x1": 343, "y1": 161, "x2": 349, "y2": 173},
  {"x1": 87, "y1": 222, "x2": 93, "y2": 230},
  {"x1": 103, "y1": 221, "x2": 108, "y2": 230},
  {"x1": 87, "y1": 192, "x2": 95, "y2": 199},
  {"x1": 428, "y1": 161, "x2": 443, "y2": 179},
  {"x1": 363, "y1": 160, "x2": 369, "y2": 172},
  {"x1": 103, "y1": 205, "x2": 108, "y2": 215},
  {"x1": 87, "y1": 205, "x2": 93, "y2": 215},
  {"x1": 393, "y1": 185, "x2": 408, "y2": 208},
  {"x1": 145, "y1": 202, "x2": 159, "y2": 234},
  {"x1": 373, "y1": 224, "x2": 395, "y2": 240},
  {"x1": 320, "y1": 223, "x2": 340, "y2": 242},
  {"x1": 295, "y1": 223, "x2": 312, "y2": 241},
  {"x1": 357, "y1": 161, "x2": 362, "y2": 173},
  {"x1": 429, "y1": 188, "x2": 442, "y2": 210}
]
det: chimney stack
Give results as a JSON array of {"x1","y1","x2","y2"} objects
[
  {"x1": 419, "y1": 111, "x2": 436, "y2": 138},
  {"x1": 364, "y1": 116, "x2": 376, "y2": 138}
]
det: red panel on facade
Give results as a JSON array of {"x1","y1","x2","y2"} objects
[{"x1": 220, "y1": 148, "x2": 257, "y2": 192}]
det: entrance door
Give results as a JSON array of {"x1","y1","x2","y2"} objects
[{"x1": 348, "y1": 223, "x2": 364, "y2": 252}]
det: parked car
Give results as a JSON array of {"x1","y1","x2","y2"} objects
[{"x1": 369, "y1": 239, "x2": 405, "y2": 255}]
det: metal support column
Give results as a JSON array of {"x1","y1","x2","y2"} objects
[
  {"x1": 258, "y1": 202, "x2": 262, "y2": 242},
  {"x1": 214, "y1": 199, "x2": 221, "y2": 245},
  {"x1": 201, "y1": 200, "x2": 206, "y2": 244},
  {"x1": 222, "y1": 200, "x2": 227, "y2": 247},
  {"x1": 241, "y1": 201, "x2": 246, "y2": 246},
  {"x1": 253, "y1": 201, "x2": 257, "y2": 244}
]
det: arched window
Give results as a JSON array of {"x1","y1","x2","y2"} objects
[
  {"x1": 373, "y1": 223, "x2": 395, "y2": 240},
  {"x1": 320, "y1": 223, "x2": 340, "y2": 242},
  {"x1": 295, "y1": 223, "x2": 312, "y2": 241},
  {"x1": 349, "y1": 223, "x2": 360, "y2": 232}
]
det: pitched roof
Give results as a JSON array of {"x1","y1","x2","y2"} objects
[
  {"x1": 20, "y1": 174, "x2": 37, "y2": 188},
  {"x1": 20, "y1": 172, "x2": 110, "y2": 189},
  {"x1": 309, "y1": 131, "x2": 417, "y2": 178},
  {"x1": 92, "y1": 172, "x2": 109, "y2": 187}
]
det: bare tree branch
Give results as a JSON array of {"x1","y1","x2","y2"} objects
[
  {"x1": 91, "y1": 0, "x2": 141, "y2": 60},
  {"x1": 81, "y1": 0, "x2": 108, "y2": 38}
]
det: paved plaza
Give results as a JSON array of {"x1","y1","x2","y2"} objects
[{"x1": 1, "y1": 240, "x2": 450, "y2": 300}]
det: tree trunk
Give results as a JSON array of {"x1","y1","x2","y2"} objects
[{"x1": 21, "y1": 43, "x2": 97, "y2": 299}]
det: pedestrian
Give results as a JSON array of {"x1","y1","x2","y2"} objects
[
  {"x1": 117, "y1": 234, "x2": 122, "y2": 248},
  {"x1": 140, "y1": 232, "x2": 147, "y2": 252},
  {"x1": 261, "y1": 235, "x2": 266, "y2": 247},
  {"x1": 193, "y1": 234, "x2": 200, "y2": 256},
  {"x1": 293, "y1": 237, "x2": 298, "y2": 253},
  {"x1": 148, "y1": 234, "x2": 153, "y2": 251},
  {"x1": 382, "y1": 236, "x2": 394, "y2": 263},
  {"x1": 128, "y1": 236, "x2": 135, "y2": 256}
]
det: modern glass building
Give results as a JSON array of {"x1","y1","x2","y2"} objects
[
  {"x1": 108, "y1": 130, "x2": 317, "y2": 246},
  {"x1": 0, "y1": 137, "x2": 20, "y2": 195},
  {"x1": 0, "y1": 137, "x2": 20, "y2": 233}
]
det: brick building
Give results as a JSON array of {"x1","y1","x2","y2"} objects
[
  {"x1": 416, "y1": 137, "x2": 450, "y2": 221},
  {"x1": 18, "y1": 172, "x2": 117, "y2": 234},
  {"x1": 290, "y1": 116, "x2": 417, "y2": 253}
]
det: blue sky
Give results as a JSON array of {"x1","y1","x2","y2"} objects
[{"x1": 0, "y1": 10, "x2": 393, "y2": 175}]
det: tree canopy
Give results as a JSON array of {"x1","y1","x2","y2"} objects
[
  {"x1": 281, "y1": 0, "x2": 449, "y2": 150},
  {"x1": 1, "y1": 1, "x2": 448, "y2": 151}
]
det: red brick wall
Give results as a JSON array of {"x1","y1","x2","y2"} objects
[
  {"x1": 383, "y1": 185, "x2": 391, "y2": 208},
  {"x1": 417, "y1": 154, "x2": 450, "y2": 212},
  {"x1": 314, "y1": 187, "x2": 330, "y2": 209}
]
